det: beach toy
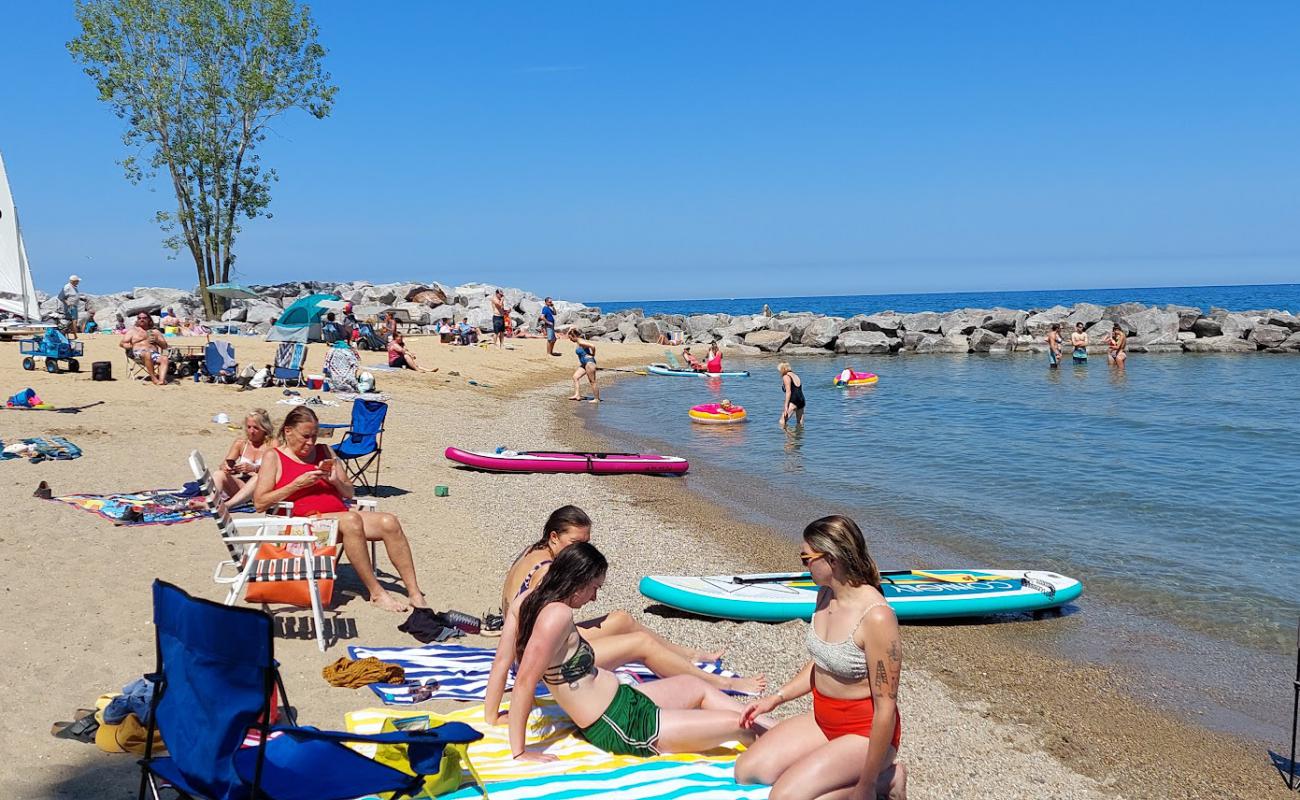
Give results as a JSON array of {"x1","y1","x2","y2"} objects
[
  {"x1": 688, "y1": 401, "x2": 747, "y2": 424},
  {"x1": 640, "y1": 569, "x2": 1082, "y2": 623},
  {"x1": 647, "y1": 363, "x2": 750, "y2": 378},
  {"x1": 833, "y1": 368, "x2": 879, "y2": 387},
  {"x1": 7, "y1": 388, "x2": 40, "y2": 408},
  {"x1": 434, "y1": 485, "x2": 450, "y2": 497},
  {"x1": 306, "y1": 373, "x2": 325, "y2": 390},
  {"x1": 445, "y1": 447, "x2": 689, "y2": 475}
]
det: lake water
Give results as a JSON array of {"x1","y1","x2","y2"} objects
[
  {"x1": 591, "y1": 283, "x2": 1300, "y2": 318},
  {"x1": 581, "y1": 350, "x2": 1300, "y2": 741}
]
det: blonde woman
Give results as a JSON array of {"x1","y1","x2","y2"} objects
[
  {"x1": 213, "y1": 409, "x2": 276, "y2": 508},
  {"x1": 735, "y1": 515, "x2": 906, "y2": 799},
  {"x1": 778, "y1": 362, "x2": 805, "y2": 430}
]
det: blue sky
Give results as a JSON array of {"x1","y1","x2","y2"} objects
[{"x1": 1, "y1": 1, "x2": 1298, "y2": 301}]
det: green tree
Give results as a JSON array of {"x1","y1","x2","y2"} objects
[{"x1": 69, "y1": 0, "x2": 337, "y2": 318}]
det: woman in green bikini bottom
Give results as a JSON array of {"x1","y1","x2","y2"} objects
[{"x1": 508, "y1": 542, "x2": 771, "y2": 760}]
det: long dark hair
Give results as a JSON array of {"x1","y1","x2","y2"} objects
[
  {"x1": 516, "y1": 505, "x2": 592, "y2": 563},
  {"x1": 515, "y1": 542, "x2": 608, "y2": 662}
]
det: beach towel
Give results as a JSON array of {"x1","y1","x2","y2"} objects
[
  {"x1": 0, "y1": 436, "x2": 83, "y2": 462},
  {"x1": 52, "y1": 487, "x2": 253, "y2": 526},
  {"x1": 346, "y1": 703, "x2": 755, "y2": 793},
  {"x1": 347, "y1": 643, "x2": 739, "y2": 705}
]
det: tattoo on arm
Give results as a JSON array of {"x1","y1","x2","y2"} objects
[
  {"x1": 875, "y1": 659, "x2": 889, "y2": 695},
  {"x1": 888, "y1": 638, "x2": 902, "y2": 665}
]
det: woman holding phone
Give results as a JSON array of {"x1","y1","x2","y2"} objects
[
  {"x1": 213, "y1": 409, "x2": 276, "y2": 508},
  {"x1": 254, "y1": 406, "x2": 427, "y2": 613}
]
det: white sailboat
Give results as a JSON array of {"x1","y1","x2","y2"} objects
[{"x1": 0, "y1": 150, "x2": 41, "y2": 323}]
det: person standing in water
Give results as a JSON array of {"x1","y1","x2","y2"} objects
[
  {"x1": 1070, "y1": 323, "x2": 1089, "y2": 365},
  {"x1": 705, "y1": 342, "x2": 723, "y2": 374},
  {"x1": 779, "y1": 362, "x2": 805, "y2": 430},
  {"x1": 1045, "y1": 323, "x2": 1062, "y2": 368},
  {"x1": 1108, "y1": 324, "x2": 1128, "y2": 369},
  {"x1": 567, "y1": 328, "x2": 601, "y2": 403}
]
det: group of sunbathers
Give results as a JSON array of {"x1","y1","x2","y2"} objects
[{"x1": 682, "y1": 342, "x2": 725, "y2": 373}]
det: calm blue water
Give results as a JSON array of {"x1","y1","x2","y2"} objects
[
  {"x1": 583, "y1": 351, "x2": 1300, "y2": 737},
  {"x1": 591, "y1": 283, "x2": 1300, "y2": 317}
]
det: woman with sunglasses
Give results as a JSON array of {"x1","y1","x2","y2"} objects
[
  {"x1": 484, "y1": 506, "x2": 766, "y2": 725},
  {"x1": 734, "y1": 515, "x2": 907, "y2": 800},
  {"x1": 508, "y1": 542, "x2": 769, "y2": 760}
]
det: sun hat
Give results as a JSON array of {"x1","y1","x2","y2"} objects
[{"x1": 69, "y1": 274, "x2": 80, "y2": 282}]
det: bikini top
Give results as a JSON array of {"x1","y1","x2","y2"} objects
[
  {"x1": 515, "y1": 559, "x2": 552, "y2": 598},
  {"x1": 542, "y1": 631, "x2": 597, "y2": 686},
  {"x1": 805, "y1": 600, "x2": 889, "y2": 682},
  {"x1": 235, "y1": 440, "x2": 263, "y2": 469}
]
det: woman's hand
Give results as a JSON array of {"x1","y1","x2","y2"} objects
[
  {"x1": 512, "y1": 750, "x2": 557, "y2": 763},
  {"x1": 288, "y1": 469, "x2": 325, "y2": 492},
  {"x1": 740, "y1": 693, "x2": 783, "y2": 728}
]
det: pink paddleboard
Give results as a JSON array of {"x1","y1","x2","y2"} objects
[{"x1": 445, "y1": 447, "x2": 689, "y2": 475}]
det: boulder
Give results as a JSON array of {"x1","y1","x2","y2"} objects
[
  {"x1": 394, "y1": 302, "x2": 430, "y2": 326},
  {"x1": 92, "y1": 307, "x2": 122, "y2": 330},
  {"x1": 900, "y1": 331, "x2": 925, "y2": 350},
  {"x1": 1191, "y1": 317, "x2": 1222, "y2": 337},
  {"x1": 745, "y1": 329, "x2": 792, "y2": 352},
  {"x1": 1163, "y1": 304, "x2": 1202, "y2": 331},
  {"x1": 636, "y1": 319, "x2": 665, "y2": 343},
  {"x1": 427, "y1": 304, "x2": 459, "y2": 321},
  {"x1": 361, "y1": 285, "x2": 398, "y2": 305},
  {"x1": 686, "y1": 314, "x2": 722, "y2": 336},
  {"x1": 1024, "y1": 305, "x2": 1071, "y2": 336},
  {"x1": 1181, "y1": 335, "x2": 1257, "y2": 353},
  {"x1": 244, "y1": 302, "x2": 281, "y2": 325},
  {"x1": 133, "y1": 287, "x2": 193, "y2": 307},
  {"x1": 769, "y1": 316, "x2": 813, "y2": 343},
  {"x1": 860, "y1": 313, "x2": 902, "y2": 334},
  {"x1": 1119, "y1": 308, "x2": 1180, "y2": 338},
  {"x1": 120, "y1": 295, "x2": 164, "y2": 317},
  {"x1": 915, "y1": 333, "x2": 969, "y2": 354},
  {"x1": 801, "y1": 317, "x2": 847, "y2": 348},
  {"x1": 1217, "y1": 313, "x2": 1257, "y2": 339},
  {"x1": 1266, "y1": 312, "x2": 1300, "y2": 332},
  {"x1": 781, "y1": 345, "x2": 837, "y2": 356},
  {"x1": 466, "y1": 306, "x2": 495, "y2": 331},
  {"x1": 967, "y1": 328, "x2": 1002, "y2": 353},
  {"x1": 939, "y1": 311, "x2": 977, "y2": 336},
  {"x1": 1177, "y1": 331, "x2": 1196, "y2": 342},
  {"x1": 1278, "y1": 332, "x2": 1300, "y2": 351},
  {"x1": 1104, "y1": 302, "x2": 1150, "y2": 321},
  {"x1": 835, "y1": 330, "x2": 893, "y2": 354},
  {"x1": 1249, "y1": 324, "x2": 1292, "y2": 349},
  {"x1": 617, "y1": 321, "x2": 640, "y2": 342},
  {"x1": 1063, "y1": 303, "x2": 1105, "y2": 330},
  {"x1": 722, "y1": 342, "x2": 763, "y2": 356},
  {"x1": 982, "y1": 308, "x2": 1027, "y2": 335},
  {"x1": 517, "y1": 297, "x2": 543, "y2": 319},
  {"x1": 900, "y1": 311, "x2": 942, "y2": 333},
  {"x1": 717, "y1": 315, "x2": 769, "y2": 338},
  {"x1": 221, "y1": 306, "x2": 247, "y2": 322},
  {"x1": 1128, "y1": 330, "x2": 1181, "y2": 351}
]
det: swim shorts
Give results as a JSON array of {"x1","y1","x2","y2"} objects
[
  {"x1": 492, "y1": 315, "x2": 505, "y2": 334},
  {"x1": 580, "y1": 683, "x2": 660, "y2": 757},
  {"x1": 1048, "y1": 350, "x2": 1058, "y2": 367},
  {"x1": 1072, "y1": 346, "x2": 1087, "y2": 364}
]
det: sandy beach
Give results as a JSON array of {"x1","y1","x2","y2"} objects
[{"x1": 0, "y1": 333, "x2": 1288, "y2": 799}]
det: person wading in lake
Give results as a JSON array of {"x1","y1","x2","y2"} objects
[
  {"x1": 567, "y1": 328, "x2": 601, "y2": 402},
  {"x1": 1070, "y1": 323, "x2": 1089, "y2": 365},
  {"x1": 1045, "y1": 323, "x2": 1062, "y2": 368},
  {"x1": 1107, "y1": 323, "x2": 1127, "y2": 369},
  {"x1": 779, "y1": 362, "x2": 805, "y2": 430}
]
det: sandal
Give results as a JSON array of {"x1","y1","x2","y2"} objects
[{"x1": 50, "y1": 711, "x2": 99, "y2": 742}]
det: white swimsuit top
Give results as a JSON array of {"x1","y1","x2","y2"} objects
[
  {"x1": 235, "y1": 441, "x2": 263, "y2": 469},
  {"x1": 804, "y1": 601, "x2": 889, "y2": 681}
]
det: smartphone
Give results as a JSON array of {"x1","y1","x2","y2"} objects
[
  {"x1": 317, "y1": 458, "x2": 335, "y2": 476},
  {"x1": 225, "y1": 458, "x2": 238, "y2": 469}
]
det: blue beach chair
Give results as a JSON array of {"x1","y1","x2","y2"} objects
[
  {"x1": 324, "y1": 399, "x2": 387, "y2": 495},
  {"x1": 272, "y1": 342, "x2": 307, "y2": 386},
  {"x1": 201, "y1": 341, "x2": 238, "y2": 383},
  {"x1": 138, "y1": 580, "x2": 482, "y2": 800}
]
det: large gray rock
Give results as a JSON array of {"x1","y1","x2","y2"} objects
[
  {"x1": 427, "y1": 303, "x2": 459, "y2": 321},
  {"x1": 1128, "y1": 330, "x2": 1181, "y2": 351},
  {"x1": 1182, "y1": 335, "x2": 1257, "y2": 353},
  {"x1": 860, "y1": 313, "x2": 902, "y2": 334},
  {"x1": 915, "y1": 333, "x2": 969, "y2": 354},
  {"x1": 1024, "y1": 306, "x2": 1071, "y2": 336},
  {"x1": 518, "y1": 297, "x2": 543, "y2": 319},
  {"x1": 221, "y1": 307, "x2": 247, "y2": 322},
  {"x1": 1191, "y1": 317, "x2": 1222, "y2": 337},
  {"x1": 1249, "y1": 324, "x2": 1292, "y2": 349},
  {"x1": 900, "y1": 331, "x2": 926, "y2": 350},
  {"x1": 1164, "y1": 304, "x2": 1202, "y2": 331},
  {"x1": 394, "y1": 302, "x2": 430, "y2": 326},
  {"x1": 1104, "y1": 302, "x2": 1149, "y2": 320},
  {"x1": 244, "y1": 302, "x2": 281, "y2": 325},
  {"x1": 1266, "y1": 312, "x2": 1300, "y2": 332},
  {"x1": 722, "y1": 342, "x2": 763, "y2": 356},
  {"x1": 636, "y1": 318, "x2": 665, "y2": 343},
  {"x1": 967, "y1": 328, "x2": 1002, "y2": 353},
  {"x1": 133, "y1": 287, "x2": 193, "y2": 307},
  {"x1": 982, "y1": 309, "x2": 1028, "y2": 335},
  {"x1": 120, "y1": 295, "x2": 164, "y2": 317},
  {"x1": 769, "y1": 316, "x2": 813, "y2": 343},
  {"x1": 718, "y1": 315, "x2": 769, "y2": 338},
  {"x1": 900, "y1": 311, "x2": 942, "y2": 333},
  {"x1": 801, "y1": 317, "x2": 847, "y2": 348},
  {"x1": 745, "y1": 329, "x2": 792, "y2": 352},
  {"x1": 686, "y1": 314, "x2": 722, "y2": 335},
  {"x1": 1217, "y1": 313, "x2": 1258, "y2": 339},
  {"x1": 617, "y1": 321, "x2": 640, "y2": 342},
  {"x1": 1120, "y1": 308, "x2": 1180, "y2": 337},
  {"x1": 1277, "y1": 332, "x2": 1300, "y2": 351},
  {"x1": 781, "y1": 345, "x2": 837, "y2": 356},
  {"x1": 1064, "y1": 303, "x2": 1105, "y2": 329},
  {"x1": 939, "y1": 311, "x2": 978, "y2": 336},
  {"x1": 835, "y1": 330, "x2": 893, "y2": 354},
  {"x1": 466, "y1": 306, "x2": 495, "y2": 331},
  {"x1": 93, "y1": 307, "x2": 122, "y2": 329},
  {"x1": 361, "y1": 284, "x2": 399, "y2": 305}
]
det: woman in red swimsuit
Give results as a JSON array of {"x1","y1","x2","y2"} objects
[
  {"x1": 734, "y1": 515, "x2": 907, "y2": 800},
  {"x1": 254, "y1": 406, "x2": 426, "y2": 613}
]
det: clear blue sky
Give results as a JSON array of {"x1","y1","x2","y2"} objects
[{"x1": 2, "y1": 1, "x2": 1298, "y2": 301}]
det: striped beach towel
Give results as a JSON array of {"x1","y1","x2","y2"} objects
[
  {"x1": 347, "y1": 643, "x2": 738, "y2": 705},
  {"x1": 346, "y1": 704, "x2": 759, "y2": 797}
]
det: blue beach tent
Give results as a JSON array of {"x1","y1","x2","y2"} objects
[
  {"x1": 265, "y1": 293, "x2": 341, "y2": 343},
  {"x1": 138, "y1": 580, "x2": 482, "y2": 800}
]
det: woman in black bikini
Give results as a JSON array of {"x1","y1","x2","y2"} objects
[{"x1": 779, "y1": 362, "x2": 806, "y2": 430}]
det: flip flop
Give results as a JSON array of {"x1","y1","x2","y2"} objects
[{"x1": 50, "y1": 711, "x2": 99, "y2": 742}]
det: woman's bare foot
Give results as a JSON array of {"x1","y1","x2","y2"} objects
[
  {"x1": 568, "y1": 395, "x2": 582, "y2": 401},
  {"x1": 587, "y1": 398, "x2": 600, "y2": 403},
  {"x1": 370, "y1": 591, "x2": 410, "y2": 613},
  {"x1": 726, "y1": 674, "x2": 767, "y2": 695}
]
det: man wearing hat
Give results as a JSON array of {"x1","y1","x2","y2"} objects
[{"x1": 57, "y1": 275, "x2": 83, "y2": 338}]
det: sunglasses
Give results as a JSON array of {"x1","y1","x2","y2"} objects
[{"x1": 799, "y1": 551, "x2": 825, "y2": 566}]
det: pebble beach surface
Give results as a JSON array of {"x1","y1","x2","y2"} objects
[{"x1": 0, "y1": 334, "x2": 1285, "y2": 798}]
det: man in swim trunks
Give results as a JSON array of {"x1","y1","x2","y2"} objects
[
  {"x1": 1108, "y1": 323, "x2": 1127, "y2": 369},
  {"x1": 1046, "y1": 323, "x2": 1062, "y2": 368},
  {"x1": 491, "y1": 289, "x2": 507, "y2": 348},
  {"x1": 119, "y1": 312, "x2": 171, "y2": 385},
  {"x1": 1070, "y1": 322, "x2": 1089, "y2": 365}
]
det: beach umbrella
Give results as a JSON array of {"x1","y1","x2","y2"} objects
[
  {"x1": 205, "y1": 282, "x2": 262, "y2": 301},
  {"x1": 266, "y1": 292, "x2": 340, "y2": 342}
]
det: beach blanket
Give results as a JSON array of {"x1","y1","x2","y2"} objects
[
  {"x1": 347, "y1": 643, "x2": 739, "y2": 705},
  {"x1": 52, "y1": 487, "x2": 253, "y2": 526},
  {"x1": 345, "y1": 703, "x2": 759, "y2": 798},
  {"x1": 0, "y1": 436, "x2": 83, "y2": 462},
  {"x1": 334, "y1": 391, "x2": 392, "y2": 403}
]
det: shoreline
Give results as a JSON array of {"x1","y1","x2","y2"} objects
[{"x1": 557, "y1": 371, "x2": 1291, "y2": 799}]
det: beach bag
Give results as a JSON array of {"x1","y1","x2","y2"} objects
[
  {"x1": 243, "y1": 529, "x2": 338, "y2": 607},
  {"x1": 372, "y1": 714, "x2": 482, "y2": 798}
]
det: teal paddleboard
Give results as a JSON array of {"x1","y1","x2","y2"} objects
[{"x1": 639, "y1": 569, "x2": 1082, "y2": 622}]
